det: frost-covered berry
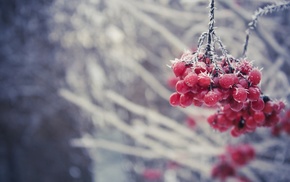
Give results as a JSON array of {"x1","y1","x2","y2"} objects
[
  {"x1": 176, "y1": 80, "x2": 191, "y2": 94},
  {"x1": 184, "y1": 73, "x2": 198, "y2": 87},
  {"x1": 230, "y1": 99, "x2": 244, "y2": 112},
  {"x1": 238, "y1": 78, "x2": 249, "y2": 88},
  {"x1": 204, "y1": 90, "x2": 220, "y2": 106},
  {"x1": 237, "y1": 60, "x2": 253, "y2": 75},
  {"x1": 198, "y1": 73, "x2": 211, "y2": 87},
  {"x1": 232, "y1": 87, "x2": 248, "y2": 103},
  {"x1": 180, "y1": 92, "x2": 194, "y2": 107},
  {"x1": 172, "y1": 61, "x2": 187, "y2": 77},
  {"x1": 247, "y1": 86, "x2": 260, "y2": 101},
  {"x1": 219, "y1": 74, "x2": 236, "y2": 89},
  {"x1": 248, "y1": 68, "x2": 262, "y2": 85}
]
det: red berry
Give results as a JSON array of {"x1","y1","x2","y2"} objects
[
  {"x1": 247, "y1": 86, "x2": 260, "y2": 101},
  {"x1": 212, "y1": 88, "x2": 223, "y2": 100},
  {"x1": 204, "y1": 90, "x2": 220, "y2": 106},
  {"x1": 207, "y1": 114, "x2": 218, "y2": 129},
  {"x1": 248, "y1": 68, "x2": 262, "y2": 85},
  {"x1": 181, "y1": 67, "x2": 192, "y2": 79},
  {"x1": 263, "y1": 102, "x2": 273, "y2": 114},
  {"x1": 239, "y1": 78, "x2": 249, "y2": 88},
  {"x1": 169, "y1": 92, "x2": 181, "y2": 106},
  {"x1": 217, "y1": 114, "x2": 232, "y2": 127},
  {"x1": 175, "y1": 80, "x2": 191, "y2": 94},
  {"x1": 230, "y1": 149, "x2": 247, "y2": 166},
  {"x1": 194, "y1": 62, "x2": 207, "y2": 74},
  {"x1": 184, "y1": 73, "x2": 198, "y2": 87},
  {"x1": 237, "y1": 60, "x2": 253, "y2": 75},
  {"x1": 251, "y1": 98, "x2": 265, "y2": 111},
  {"x1": 219, "y1": 74, "x2": 236, "y2": 89},
  {"x1": 195, "y1": 88, "x2": 208, "y2": 101},
  {"x1": 272, "y1": 101, "x2": 286, "y2": 113},
  {"x1": 231, "y1": 128, "x2": 241, "y2": 137},
  {"x1": 198, "y1": 73, "x2": 211, "y2": 87},
  {"x1": 232, "y1": 87, "x2": 248, "y2": 102},
  {"x1": 246, "y1": 117, "x2": 257, "y2": 129},
  {"x1": 219, "y1": 88, "x2": 231, "y2": 100},
  {"x1": 230, "y1": 99, "x2": 244, "y2": 112},
  {"x1": 172, "y1": 61, "x2": 187, "y2": 77},
  {"x1": 179, "y1": 92, "x2": 194, "y2": 107},
  {"x1": 265, "y1": 114, "x2": 280, "y2": 126},
  {"x1": 254, "y1": 111, "x2": 265, "y2": 124}
]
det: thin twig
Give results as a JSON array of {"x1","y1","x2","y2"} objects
[{"x1": 243, "y1": 1, "x2": 290, "y2": 57}]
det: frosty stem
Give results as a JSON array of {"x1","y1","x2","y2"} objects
[
  {"x1": 243, "y1": 1, "x2": 290, "y2": 57},
  {"x1": 206, "y1": 0, "x2": 215, "y2": 59}
]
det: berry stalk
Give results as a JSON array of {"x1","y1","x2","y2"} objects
[{"x1": 206, "y1": 0, "x2": 215, "y2": 60}]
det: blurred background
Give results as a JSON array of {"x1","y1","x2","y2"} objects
[{"x1": 0, "y1": 0, "x2": 290, "y2": 182}]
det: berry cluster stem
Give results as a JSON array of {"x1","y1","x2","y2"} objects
[{"x1": 206, "y1": 0, "x2": 215, "y2": 59}]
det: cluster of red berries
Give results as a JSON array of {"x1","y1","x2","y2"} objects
[
  {"x1": 168, "y1": 50, "x2": 285, "y2": 136},
  {"x1": 271, "y1": 109, "x2": 290, "y2": 136},
  {"x1": 208, "y1": 98, "x2": 285, "y2": 137},
  {"x1": 211, "y1": 144, "x2": 255, "y2": 181}
]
